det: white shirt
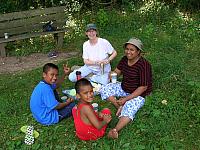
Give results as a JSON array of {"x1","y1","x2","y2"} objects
[{"x1": 82, "y1": 38, "x2": 114, "y2": 71}]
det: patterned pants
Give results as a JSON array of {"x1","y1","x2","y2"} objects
[{"x1": 100, "y1": 82, "x2": 145, "y2": 120}]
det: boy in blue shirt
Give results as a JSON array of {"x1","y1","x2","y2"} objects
[{"x1": 30, "y1": 63, "x2": 75, "y2": 125}]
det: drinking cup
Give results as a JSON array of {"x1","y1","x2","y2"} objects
[
  {"x1": 111, "y1": 72, "x2": 117, "y2": 83},
  {"x1": 92, "y1": 103, "x2": 98, "y2": 112}
]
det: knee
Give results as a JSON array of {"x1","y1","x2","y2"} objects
[
  {"x1": 101, "y1": 108, "x2": 111, "y2": 115},
  {"x1": 68, "y1": 72, "x2": 76, "y2": 82},
  {"x1": 69, "y1": 102, "x2": 76, "y2": 108}
]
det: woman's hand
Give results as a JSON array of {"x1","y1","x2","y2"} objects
[
  {"x1": 100, "y1": 59, "x2": 110, "y2": 65},
  {"x1": 117, "y1": 97, "x2": 127, "y2": 106}
]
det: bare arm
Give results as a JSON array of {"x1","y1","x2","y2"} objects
[
  {"x1": 108, "y1": 50, "x2": 117, "y2": 62},
  {"x1": 55, "y1": 64, "x2": 71, "y2": 88},
  {"x1": 117, "y1": 86, "x2": 147, "y2": 105},
  {"x1": 82, "y1": 105, "x2": 111, "y2": 130},
  {"x1": 113, "y1": 68, "x2": 121, "y2": 77},
  {"x1": 55, "y1": 98, "x2": 73, "y2": 110}
]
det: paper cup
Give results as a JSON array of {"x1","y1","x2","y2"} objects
[
  {"x1": 92, "y1": 103, "x2": 98, "y2": 112},
  {"x1": 111, "y1": 72, "x2": 117, "y2": 83},
  {"x1": 61, "y1": 96, "x2": 68, "y2": 101}
]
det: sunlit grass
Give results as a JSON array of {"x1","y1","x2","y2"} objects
[{"x1": 1, "y1": 1, "x2": 200, "y2": 149}]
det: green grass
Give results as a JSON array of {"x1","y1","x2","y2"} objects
[{"x1": 0, "y1": 2, "x2": 200, "y2": 150}]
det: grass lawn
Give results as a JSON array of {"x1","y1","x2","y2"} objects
[{"x1": 0, "y1": 2, "x2": 199, "y2": 150}]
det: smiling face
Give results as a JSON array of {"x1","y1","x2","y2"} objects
[
  {"x1": 124, "y1": 43, "x2": 140, "y2": 61},
  {"x1": 43, "y1": 68, "x2": 58, "y2": 84},
  {"x1": 85, "y1": 29, "x2": 97, "y2": 40},
  {"x1": 77, "y1": 85, "x2": 94, "y2": 104}
]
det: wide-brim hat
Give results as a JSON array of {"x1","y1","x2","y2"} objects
[
  {"x1": 124, "y1": 38, "x2": 143, "y2": 51},
  {"x1": 86, "y1": 23, "x2": 97, "y2": 32}
]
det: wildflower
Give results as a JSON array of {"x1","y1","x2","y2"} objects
[{"x1": 161, "y1": 99, "x2": 167, "y2": 105}]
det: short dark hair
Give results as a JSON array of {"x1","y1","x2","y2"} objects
[
  {"x1": 43, "y1": 63, "x2": 58, "y2": 73},
  {"x1": 75, "y1": 78, "x2": 93, "y2": 94}
]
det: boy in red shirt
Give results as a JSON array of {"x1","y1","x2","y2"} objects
[{"x1": 72, "y1": 78, "x2": 112, "y2": 140}]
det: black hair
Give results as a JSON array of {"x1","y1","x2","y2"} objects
[
  {"x1": 75, "y1": 78, "x2": 93, "y2": 94},
  {"x1": 43, "y1": 63, "x2": 59, "y2": 74}
]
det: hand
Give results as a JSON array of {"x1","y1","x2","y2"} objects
[
  {"x1": 94, "y1": 61, "x2": 100, "y2": 65},
  {"x1": 104, "y1": 59, "x2": 110, "y2": 64},
  {"x1": 63, "y1": 64, "x2": 71, "y2": 75},
  {"x1": 102, "y1": 114, "x2": 112, "y2": 123},
  {"x1": 101, "y1": 59, "x2": 110, "y2": 65},
  {"x1": 67, "y1": 97, "x2": 74, "y2": 103},
  {"x1": 117, "y1": 97, "x2": 127, "y2": 106}
]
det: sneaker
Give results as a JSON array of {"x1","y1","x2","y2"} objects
[
  {"x1": 48, "y1": 51, "x2": 58, "y2": 58},
  {"x1": 24, "y1": 126, "x2": 34, "y2": 145}
]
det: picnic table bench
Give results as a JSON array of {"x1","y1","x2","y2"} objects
[{"x1": 0, "y1": 6, "x2": 68, "y2": 57}]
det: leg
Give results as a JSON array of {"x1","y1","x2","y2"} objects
[
  {"x1": 116, "y1": 106, "x2": 123, "y2": 116},
  {"x1": 100, "y1": 82, "x2": 127, "y2": 100},
  {"x1": 99, "y1": 108, "x2": 111, "y2": 118},
  {"x1": 115, "y1": 116, "x2": 131, "y2": 132},
  {"x1": 58, "y1": 102, "x2": 75, "y2": 121},
  {"x1": 101, "y1": 108, "x2": 111, "y2": 115},
  {"x1": 108, "y1": 96, "x2": 119, "y2": 108},
  {"x1": 100, "y1": 82, "x2": 128, "y2": 108},
  {"x1": 108, "y1": 96, "x2": 145, "y2": 139},
  {"x1": 68, "y1": 65, "x2": 92, "y2": 82},
  {"x1": 90, "y1": 73, "x2": 110, "y2": 85},
  {"x1": 108, "y1": 116, "x2": 131, "y2": 139}
]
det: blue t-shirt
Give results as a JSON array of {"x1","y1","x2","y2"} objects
[{"x1": 30, "y1": 81, "x2": 59, "y2": 125}]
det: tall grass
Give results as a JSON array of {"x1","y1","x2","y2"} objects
[{"x1": 0, "y1": 2, "x2": 199, "y2": 149}]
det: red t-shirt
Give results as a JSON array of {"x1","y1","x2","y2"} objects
[{"x1": 117, "y1": 56, "x2": 152, "y2": 97}]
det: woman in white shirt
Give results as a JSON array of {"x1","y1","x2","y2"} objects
[{"x1": 68, "y1": 23, "x2": 117, "y2": 85}]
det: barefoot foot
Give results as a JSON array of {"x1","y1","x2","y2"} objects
[{"x1": 108, "y1": 129, "x2": 118, "y2": 139}]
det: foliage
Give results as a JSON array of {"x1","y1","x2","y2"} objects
[
  {"x1": 0, "y1": 1, "x2": 200, "y2": 149},
  {"x1": 96, "y1": 9, "x2": 109, "y2": 28},
  {"x1": 0, "y1": 0, "x2": 199, "y2": 14}
]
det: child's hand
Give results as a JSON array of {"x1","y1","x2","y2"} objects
[
  {"x1": 99, "y1": 112, "x2": 103, "y2": 118},
  {"x1": 67, "y1": 97, "x2": 74, "y2": 103},
  {"x1": 63, "y1": 64, "x2": 71, "y2": 75},
  {"x1": 103, "y1": 114, "x2": 112, "y2": 124}
]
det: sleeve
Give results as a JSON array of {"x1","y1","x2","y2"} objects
[
  {"x1": 139, "y1": 61, "x2": 152, "y2": 86},
  {"x1": 82, "y1": 41, "x2": 89, "y2": 59},
  {"x1": 117, "y1": 56, "x2": 126, "y2": 71},
  {"x1": 103, "y1": 39, "x2": 114, "y2": 54},
  {"x1": 42, "y1": 87, "x2": 59, "y2": 113}
]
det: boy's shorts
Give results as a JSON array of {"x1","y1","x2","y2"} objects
[{"x1": 58, "y1": 102, "x2": 75, "y2": 121}]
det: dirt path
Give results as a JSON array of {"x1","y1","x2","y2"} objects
[{"x1": 0, "y1": 52, "x2": 79, "y2": 74}]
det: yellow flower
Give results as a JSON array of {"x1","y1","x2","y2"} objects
[{"x1": 161, "y1": 99, "x2": 168, "y2": 105}]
